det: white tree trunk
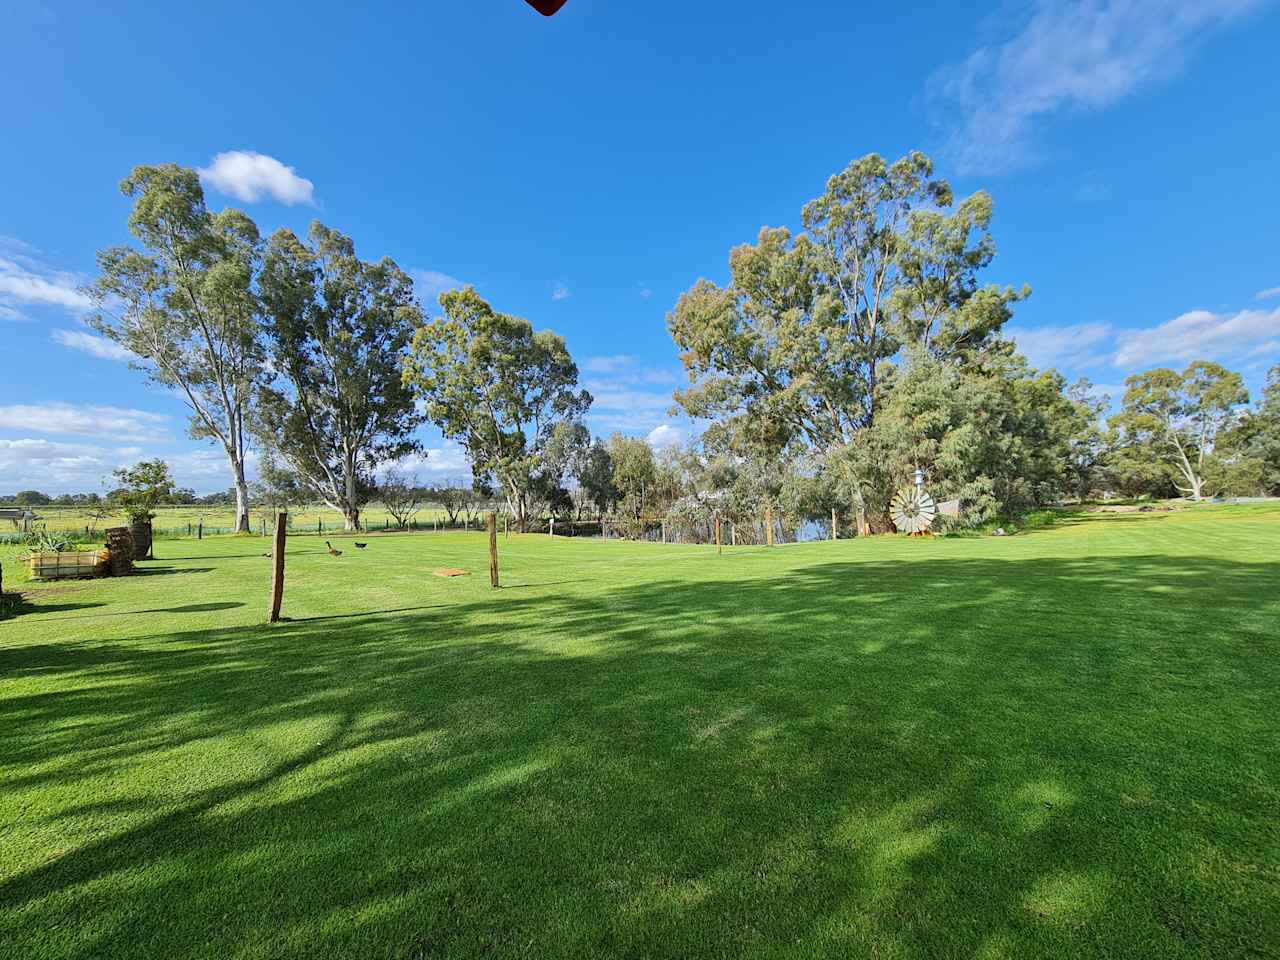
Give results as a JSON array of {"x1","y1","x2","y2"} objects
[{"x1": 233, "y1": 469, "x2": 251, "y2": 533}]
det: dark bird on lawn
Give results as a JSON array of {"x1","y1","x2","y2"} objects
[
  {"x1": 325, "y1": 541, "x2": 343, "y2": 558},
  {"x1": 354, "y1": 542, "x2": 368, "y2": 549}
]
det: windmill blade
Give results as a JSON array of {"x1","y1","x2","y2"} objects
[
  {"x1": 891, "y1": 485, "x2": 937, "y2": 533},
  {"x1": 524, "y1": 0, "x2": 569, "y2": 14}
]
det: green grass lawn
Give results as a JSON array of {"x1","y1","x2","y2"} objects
[{"x1": 2, "y1": 508, "x2": 1278, "y2": 959}]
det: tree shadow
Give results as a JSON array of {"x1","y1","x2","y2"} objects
[
  {"x1": 0, "y1": 592, "x2": 106, "y2": 621},
  {"x1": 131, "y1": 566, "x2": 216, "y2": 576},
  {"x1": 0, "y1": 551, "x2": 1276, "y2": 958}
]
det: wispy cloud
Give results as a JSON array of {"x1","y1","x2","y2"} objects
[
  {"x1": 638, "y1": 282, "x2": 653, "y2": 300},
  {"x1": 198, "y1": 150, "x2": 315, "y2": 205},
  {"x1": 377, "y1": 443, "x2": 472, "y2": 482},
  {"x1": 0, "y1": 250, "x2": 92, "y2": 315},
  {"x1": 928, "y1": 0, "x2": 1262, "y2": 172},
  {"x1": 411, "y1": 269, "x2": 465, "y2": 305},
  {"x1": 1009, "y1": 321, "x2": 1114, "y2": 371},
  {"x1": 1113, "y1": 306, "x2": 1280, "y2": 368},
  {"x1": 551, "y1": 282, "x2": 572, "y2": 302},
  {"x1": 0, "y1": 438, "x2": 128, "y2": 493},
  {"x1": 582, "y1": 354, "x2": 677, "y2": 384},
  {"x1": 52, "y1": 329, "x2": 135, "y2": 362},
  {"x1": 582, "y1": 354, "x2": 684, "y2": 435},
  {"x1": 0, "y1": 403, "x2": 169, "y2": 442},
  {"x1": 1012, "y1": 299, "x2": 1280, "y2": 374},
  {"x1": 1256, "y1": 286, "x2": 1280, "y2": 301}
]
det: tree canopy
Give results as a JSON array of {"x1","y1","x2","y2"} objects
[
  {"x1": 90, "y1": 164, "x2": 261, "y2": 531},
  {"x1": 403, "y1": 287, "x2": 591, "y2": 529},
  {"x1": 255, "y1": 222, "x2": 425, "y2": 529}
]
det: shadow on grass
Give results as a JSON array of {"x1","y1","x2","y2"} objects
[
  {"x1": 0, "y1": 553, "x2": 1277, "y2": 959},
  {"x1": 0, "y1": 593, "x2": 106, "y2": 621}
]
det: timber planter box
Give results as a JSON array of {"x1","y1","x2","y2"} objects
[{"x1": 27, "y1": 550, "x2": 110, "y2": 581}]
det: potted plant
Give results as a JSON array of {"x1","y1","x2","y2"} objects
[{"x1": 108, "y1": 459, "x2": 175, "y2": 560}]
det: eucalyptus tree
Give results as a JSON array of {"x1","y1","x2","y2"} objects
[
  {"x1": 90, "y1": 164, "x2": 262, "y2": 532},
  {"x1": 1062, "y1": 379, "x2": 1113, "y2": 501},
  {"x1": 1109, "y1": 362, "x2": 1249, "y2": 501},
  {"x1": 1223, "y1": 363, "x2": 1280, "y2": 494},
  {"x1": 402, "y1": 287, "x2": 592, "y2": 530},
  {"x1": 255, "y1": 222, "x2": 425, "y2": 530},
  {"x1": 608, "y1": 433, "x2": 658, "y2": 530},
  {"x1": 668, "y1": 151, "x2": 1030, "y2": 521}
]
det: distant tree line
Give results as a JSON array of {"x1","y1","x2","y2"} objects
[
  {"x1": 87, "y1": 164, "x2": 594, "y2": 532},
  {"x1": 661, "y1": 151, "x2": 1278, "y2": 527},
  {"x1": 75, "y1": 154, "x2": 1277, "y2": 536}
]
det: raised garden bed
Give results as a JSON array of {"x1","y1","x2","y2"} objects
[{"x1": 27, "y1": 550, "x2": 110, "y2": 581}]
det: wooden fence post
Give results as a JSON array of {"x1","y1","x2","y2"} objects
[
  {"x1": 661, "y1": 519, "x2": 667, "y2": 544},
  {"x1": 715, "y1": 516, "x2": 722, "y2": 555},
  {"x1": 766, "y1": 507, "x2": 774, "y2": 547},
  {"x1": 197, "y1": 521, "x2": 203, "y2": 540},
  {"x1": 269, "y1": 511, "x2": 287, "y2": 623},
  {"x1": 731, "y1": 522, "x2": 737, "y2": 547},
  {"x1": 488, "y1": 512, "x2": 499, "y2": 589},
  {"x1": 550, "y1": 517, "x2": 555, "y2": 538},
  {"x1": 832, "y1": 508, "x2": 838, "y2": 541}
]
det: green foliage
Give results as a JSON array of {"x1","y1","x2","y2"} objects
[
  {"x1": 377, "y1": 469, "x2": 425, "y2": 530},
  {"x1": 403, "y1": 287, "x2": 591, "y2": 528},
  {"x1": 109, "y1": 459, "x2": 176, "y2": 523},
  {"x1": 90, "y1": 164, "x2": 260, "y2": 532},
  {"x1": 1109, "y1": 362, "x2": 1249, "y2": 500},
  {"x1": 21, "y1": 528, "x2": 83, "y2": 553},
  {"x1": 608, "y1": 434, "x2": 657, "y2": 529},
  {"x1": 12, "y1": 490, "x2": 52, "y2": 506},
  {"x1": 255, "y1": 222, "x2": 425, "y2": 530},
  {"x1": 669, "y1": 151, "x2": 1035, "y2": 525},
  {"x1": 573, "y1": 437, "x2": 618, "y2": 517},
  {"x1": 1218, "y1": 363, "x2": 1280, "y2": 495}
]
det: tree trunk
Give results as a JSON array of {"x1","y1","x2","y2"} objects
[
  {"x1": 233, "y1": 460, "x2": 251, "y2": 533},
  {"x1": 343, "y1": 456, "x2": 360, "y2": 530}
]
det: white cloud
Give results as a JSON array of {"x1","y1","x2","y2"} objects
[
  {"x1": 582, "y1": 354, "x2": 638, "y2": 374},
  {"x1": 378, "y1": 444, "x2": 472, "y2": 482},
  {"x1": 1256, "y1": 286, "x2": 1280, "y2": 301},
  {"x1": 929, "y1": 0, "x2": 1262, "y2": 172},
  {"x1": 0, "y1": 403, "x2": 169, "y2": 442},
  {"x1": 582, "y1": 354, "x2": 678, "y2": 384},
  {"x1": 197, "y1": 151, "x2": 315, "y2": 205},
  {"x1": 52, "y1": 329, "x2": 134, "y2": 362},
  {"x1": 0, "y1": 254, "x2": 92, "y2": 313},
  {"x1": 412, "y1": 269, "x2": 465, "y2": 305},
  {"x1": 1010, "y1": 321, "x2": 1113, "y2": 371},
  {"x1": 646, "y1": 424, "x2": 685, "y2": 448},
  {"x1": 1113, "y1": 306, "x2": 1280, "y2": 368},
  {"x1": 0, "y1": 438, "x2": 121, "y2": 493},
  {"x1": 0, "y1": 304, "x2": 28, "y2": 323},
  {"x1": 551, "y1": 282, "x2": 572, "y2": 302}
]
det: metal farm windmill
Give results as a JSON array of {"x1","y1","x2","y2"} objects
[{"x1": 891, "y1": 468, "x2": 937, "y2": 535}]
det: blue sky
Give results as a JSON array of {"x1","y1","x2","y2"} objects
[{"x1": 2, "y1": 0, "x2": 1278, "y2": 494}]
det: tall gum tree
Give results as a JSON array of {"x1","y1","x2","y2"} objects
[
  {"x1": 402, "y1": 287, "x2": 592, "y2": 530},
  {"x1": 90, "y1": 165, "x2": 261, "y2": 531},
  {"x1": 668, "y1": 151, "x2": 1028, "y2": 519},
  {"x1": 256, "y1": 222, "x2": 425, "y2": 530},
  {"x1": 1110, "y1": 362, "x2": 1249, "y2": 501}
]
